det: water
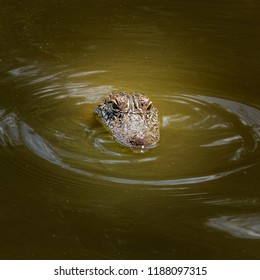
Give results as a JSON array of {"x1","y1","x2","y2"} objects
[{"x1": 0, "y1": 0, "x2": 260, "y2": 259}]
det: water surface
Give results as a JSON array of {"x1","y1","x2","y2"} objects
[{"x1": 0, "y1": 0, "x2": 260, "y2": 259}]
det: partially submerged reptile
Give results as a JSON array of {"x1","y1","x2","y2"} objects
[{"x1": 95, "y1": 92, "x2": 160, "y2": 151}]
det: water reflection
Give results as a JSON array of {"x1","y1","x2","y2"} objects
[
  {"x1": 0, "y1": 113, "x2": 21, "y2": 146},
  {"x1": 208, "y1": 215, "x2": 260, "y2": 239},
  {"x1": 0, "y1": 85, "x2": 259, "y2": 187},
  {"x1": 0, "y1": 0, "x2": 260, "y2": 260},
  {"x1": 7, "y1": 63, "x2": 114, "y2": 103}
]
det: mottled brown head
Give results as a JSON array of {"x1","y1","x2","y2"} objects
[{"x1": 95, "y1": 92, "x2": 160, "y2": 151}]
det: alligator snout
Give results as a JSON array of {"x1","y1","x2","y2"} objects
[{"x1": 129, "y1": 132, "x2": 156, "y2": 147}]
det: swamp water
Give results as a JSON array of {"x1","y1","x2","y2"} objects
[{"x1": 0, "y1": 0, "x2": 260, "y2": 259}]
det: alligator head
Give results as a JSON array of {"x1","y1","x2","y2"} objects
[{"x1": 95, "y1": 92, "x2": 160, "y2": 151}]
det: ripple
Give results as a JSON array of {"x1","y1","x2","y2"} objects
[
  {"x1": 1, "y1": 88, "x2": 259, "y2": 188},
  {"x1": 208, "y1": 214, "x2": 260, "y2": 239}
]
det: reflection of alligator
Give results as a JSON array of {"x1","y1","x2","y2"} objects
[{"x1": 95, "y1": 92, "x2": 160, "y2": 149}]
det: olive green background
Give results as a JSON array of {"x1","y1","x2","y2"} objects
[{"x1": 0, "y1": 0, "x2": 259, "y2": 259}]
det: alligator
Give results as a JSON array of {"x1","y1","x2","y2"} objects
[{"x1": 95, "y1": 92, "x2": 160, "y2": 151}]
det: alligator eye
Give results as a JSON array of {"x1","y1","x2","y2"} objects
[
  {"x1": 146, "y1": 103, "x2": 152, "y2": 111},
  {"x1": 112, "y1": 102, "x2": 120, "y2": 110}
]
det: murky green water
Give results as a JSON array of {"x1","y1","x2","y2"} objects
[{"x1": 0, "y1": 0, "x2": 260, "y2": 259}]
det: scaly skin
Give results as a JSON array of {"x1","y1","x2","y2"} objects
[{"x1": 95, "y1": 92, "x2": 160, "y2": 149}]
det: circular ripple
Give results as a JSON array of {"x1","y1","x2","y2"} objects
[
  {"x1": 1, "y1": 70, "x2": 259, "y2": 187},
  {"x1": 1, "y1": 63, "x2": 259, "y2": 188}
]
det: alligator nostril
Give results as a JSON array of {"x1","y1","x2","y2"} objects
[{"x1": 129, "y1": 135, "x2": 148, "y2": 146}]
